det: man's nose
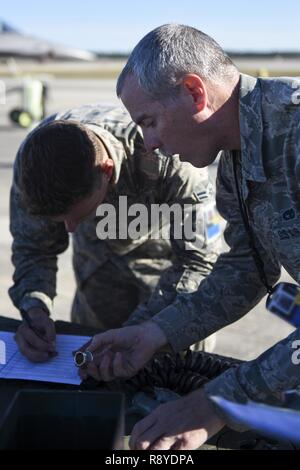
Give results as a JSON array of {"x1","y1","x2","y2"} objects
[
  {"x1": 64, "y1": 220, "x2": 78, "y2": 233},
  {"x1": 143, "y1": 131, "x2": 161, "y2": 153}
]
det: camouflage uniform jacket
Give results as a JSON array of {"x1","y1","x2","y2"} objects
[
  {"x1": 150, "y1": 74, "x2": 300, "y2": 419},
  {"x1": 9, "y1": 105, "x2": 221, "y2": 324}
]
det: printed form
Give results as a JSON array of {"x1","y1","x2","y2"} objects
[{"x1": 0, "y1": 332, "x2": 91, "y2": 385}]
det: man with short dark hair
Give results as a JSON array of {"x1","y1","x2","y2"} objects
[
  {"x1": 83, "y1": 24, "x2": 300, "y2": 450},
  {"x1": 10, "y1": 104, "x2": 221, "y2": 363}
]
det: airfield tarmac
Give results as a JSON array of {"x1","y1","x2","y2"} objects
[{"x1": 0, "y1": 78, "x2": 294, "y2": 361}]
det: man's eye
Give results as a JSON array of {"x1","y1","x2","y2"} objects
[{"x1": 144, "y1": 120, "x2": 155, "y2": 128}]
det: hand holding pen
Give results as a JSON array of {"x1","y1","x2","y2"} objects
[{"x1": 15, "y1": 308, "x2": 57, "y2": 363}]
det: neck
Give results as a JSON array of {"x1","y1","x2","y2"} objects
[
  {"x1": 221, "y1": 76, "x2": 241, "y2": 151},
  {"x1": 208, "y1": 75, "x2": 241, "y2": 152}
]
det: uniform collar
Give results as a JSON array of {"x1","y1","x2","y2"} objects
[
  {"x1": 239, "y1": 73, "x2": 267, "y2": 184},
  {"x1": 85, "y1": 123, "x2": 126, "y2": 185}
]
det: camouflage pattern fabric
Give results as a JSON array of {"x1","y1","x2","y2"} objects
[
  {"x1": 138, "y1": 74, "x2": 300, "y2": 426},
  {"x1": 9, "y1": 105, "x2": 222, "y2": 332}
]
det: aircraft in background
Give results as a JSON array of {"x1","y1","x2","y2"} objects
[{"x1": 0, "y1": 20, "x2": 96, "y2": 61}]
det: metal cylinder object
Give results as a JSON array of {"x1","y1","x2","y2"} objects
[{"x1": 74, "y1": 350, "x2": 94, "y2": 368}]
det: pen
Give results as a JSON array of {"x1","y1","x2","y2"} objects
[{"x1": 20, "y1": 308, "x2": 50, "y2": 344}]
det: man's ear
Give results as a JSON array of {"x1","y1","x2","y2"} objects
[
  {"x1": 99, "y1": 158, "x2": 114, "y2": 181},
  {"x1": 181, "y1": 74, "x2": 207, "y2": 111}
]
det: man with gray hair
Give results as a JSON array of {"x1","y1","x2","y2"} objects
[{"x1": 83, "y1": 24, "x2": 300, "y2": 450}]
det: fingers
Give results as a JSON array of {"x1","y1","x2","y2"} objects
[
  {"x1": 78, "y1": 368, "x2": 88, "y2": 381},
  {"x1": 84, "y1": 349, "x2": 115, "y2": 382},
  {"x1": 15, "y1": 321, "x2": 57, "y2": 363},
  {"x1": 97, "y1": 353, "x2": 113, "y2": 381},
  {"x1": 27, "y1": 311, "x2": 57, "y2": 351},
  {"x1": 88, "y1": 327, "x2": 139, "y2": 353},
  {"x1": 83, "y1": 349, "x2": 135, "y2": 382},
  {"x1": 88, "y1": 331, "x2": 115, "y2": 353},
  {"x1": 27, "y1": 309, "x2": 55, "y2": 344},
  {"x1": 130, "y1": 413, "x2": 158, "y2": 450},
  {"x1": 130, "y1": 415, "x2": 177, "y2": 451},
  {"x1": 15, "y1": 330, "x2": 50, "y2": 363},
  {"x1": 84, "y1": 362, "x2": 102, "y2": 381},
  {"x1": 150, "y1": 436, "x2": 176, "y2": 450},
  {"x1": 19, "y1": 323, "x2": 55, "y2": 353},
  {"x1": 83, "y1": 326, "x2": 146, "y2": 382},
  {"x1": 170, "y1": 438, "x2": 191, "y2": 451},
  {"x1": 44, "y1": 319, "x2": 56, "y2": 347}
]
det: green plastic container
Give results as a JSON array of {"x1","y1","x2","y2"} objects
[{"x1": 0, "y1": 390, "x2": 124, "y2": 450}]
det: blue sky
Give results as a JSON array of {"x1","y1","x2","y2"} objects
[{"x1": 2, "y1": 0, "x2": 300, "y2": 53}]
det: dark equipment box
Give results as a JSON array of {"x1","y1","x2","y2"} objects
[{"x1": 0, "y1": 389, "x2": 124, "y2": 450}]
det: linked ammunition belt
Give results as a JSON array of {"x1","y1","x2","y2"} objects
[{"x1": 122, "y1": 350, "x2": 242, "y2": 395}]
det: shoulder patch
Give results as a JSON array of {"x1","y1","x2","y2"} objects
[
  {"x1": 195, "y1": 180, "x2": 214, "y2": 203},
  {"x1": 196, "y1": 189, "x2": 209, "y2": 201},
  {"x1": 204, "y1": 203, "x2": 223, "y2": 243}
]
